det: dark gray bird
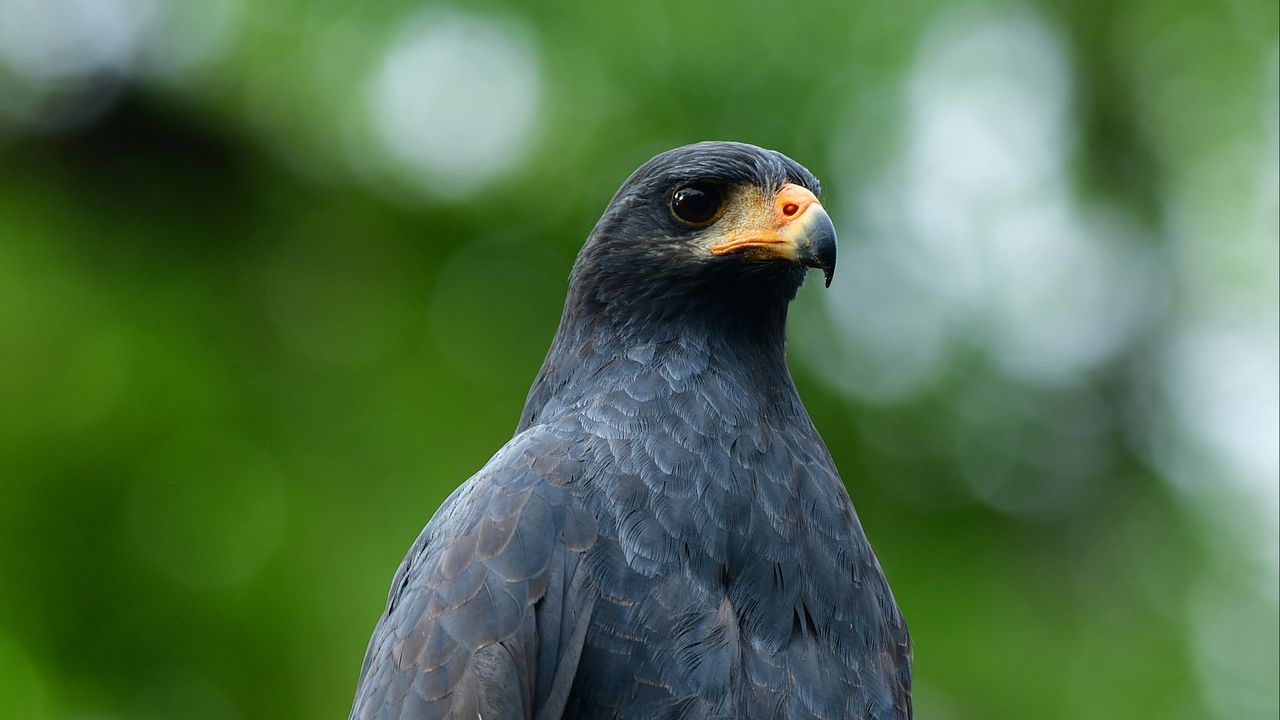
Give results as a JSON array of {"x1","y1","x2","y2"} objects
[{"x1": 350, "y1": 142, "x2": 912, "y2": 719}]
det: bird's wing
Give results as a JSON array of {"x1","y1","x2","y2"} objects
[{"x1": 350, "y1": 426, "x2": 598, "y2": 720}]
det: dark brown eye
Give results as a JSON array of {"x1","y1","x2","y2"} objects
[{"x1": 671, "y1": 183, "x2": 723, "y2": 226}]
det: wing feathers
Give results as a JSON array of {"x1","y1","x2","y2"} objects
[{"x1": 350, "y1": 426, "x2": 594, "y2": 720}]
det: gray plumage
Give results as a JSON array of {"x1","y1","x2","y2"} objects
[{"x1": 350, "y1": 142, "x2": 912, "y2": 719}]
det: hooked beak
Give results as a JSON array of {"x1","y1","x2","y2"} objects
[{"x1": 708, "y1": 183, "x2": 838, "y2": 287}]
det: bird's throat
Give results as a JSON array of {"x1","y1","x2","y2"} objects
[{"x1": 516, "y1": 294, "x2": 797, "y2": 434}]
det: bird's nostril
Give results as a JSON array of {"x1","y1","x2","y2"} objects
[{"x1": 782, "y1": 203, "x2": 799, "y2": 217}]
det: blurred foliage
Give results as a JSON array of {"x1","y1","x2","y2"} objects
[{"x1": 0, "y1": 1, "x2": 1276, "y2": 719}]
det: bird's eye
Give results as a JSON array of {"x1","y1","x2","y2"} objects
[{"x1": 671, "y1": 183, "x2": 724, "y2": 226}]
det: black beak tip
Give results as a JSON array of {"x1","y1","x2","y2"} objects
[{"x1": 799, "y1": 208, "x2": 838, "y2": 289}]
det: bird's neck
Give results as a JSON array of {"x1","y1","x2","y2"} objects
[{"x1": 516, "y1": 287, "x2": 799, "y2": 431}]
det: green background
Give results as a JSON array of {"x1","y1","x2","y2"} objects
[{"x1": 0, "y1": 1, "x2": 1276, "y2": 718}]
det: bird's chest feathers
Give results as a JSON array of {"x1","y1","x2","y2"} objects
[
  {"x1": 573, "y1": 341, "x2": 861, "y2": 642},
  {"x1": 578, "y1": 346, "x2": 829, "y2": 546},
  {"x1": 567, "y1": 354, "x2": 888, "y2": 713}
]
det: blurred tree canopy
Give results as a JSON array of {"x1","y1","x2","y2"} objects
[{"x1": 0, "y1": 1, "x2": 1276, "y2": 718}]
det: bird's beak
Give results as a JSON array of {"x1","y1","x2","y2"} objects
[{"x1": 709, "y1": 183, "x2": 838, "y2": 287}]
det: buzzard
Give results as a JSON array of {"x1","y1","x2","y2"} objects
[{"x1": 350, "y1": 142, "x2": 912, "y2": 719}]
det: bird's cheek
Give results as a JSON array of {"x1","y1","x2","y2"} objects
[{"x1": 707, "y1": 201, "x2": 838, "y2": 286}]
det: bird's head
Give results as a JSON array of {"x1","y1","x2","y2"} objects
[{"x1": 569, "y1": 142, "x2": 836, "y2": 328}]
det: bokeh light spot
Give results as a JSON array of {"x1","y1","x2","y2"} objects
[
  {"x1": 805, "y1": 7, "x2": 1148, "y2": 403},
  {"x1": 0, "y1": 0, "x2": 240, "y2": 129},
  {"x1": 0, "y1": 0, "x2": 143, "y2": 83},
  {"x1": 368, "y1": 8, "x2": 541, "y2": 199}
]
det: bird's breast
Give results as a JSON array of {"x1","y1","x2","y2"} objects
[
  {"x1": 555, "y1": 390, "x2": 908, "y2": 718},
  {"x1": 528, "y1": 339, "x2": 908, "y2": 717}
]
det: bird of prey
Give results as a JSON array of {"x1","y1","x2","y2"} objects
[{"x1": 350, "y1": 142, "x2": 912, "y2": 719}]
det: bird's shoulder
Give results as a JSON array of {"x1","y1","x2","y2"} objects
[{"x1": 350, "y1": 424, "x2": 599, "y2": 720}]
